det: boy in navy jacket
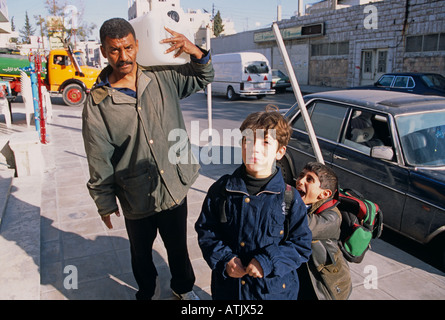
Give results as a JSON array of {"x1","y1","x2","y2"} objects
[{"x1": 195, "y1": 107, "x2": 312, "y2": 300}]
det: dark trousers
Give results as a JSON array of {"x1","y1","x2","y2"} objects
[{"x1": 124, "y1": 198, "x2": 195, "y2": 300}]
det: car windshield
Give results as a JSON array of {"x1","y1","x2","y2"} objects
[
  {"x1": 421, "y1": 74, "x2": 445, "y2": 89},
  {"x1": 245, "y1": 61, "x2": 269, "y2": 74},
  {"x1": 396, "y1": 111, "x2": 445, "y2": 166}
]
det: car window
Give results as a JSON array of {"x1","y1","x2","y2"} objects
[
  {"x1": 244, "y1": 61, "x2": 269, "y2": 74},
  {"x1": 421, "y1": 74, "x2": 445, "y2": 89},
  {"x1": 291, "y1": 101, "x2": 347, "y2": 142},
  {"x1": 393, "y1": 76, "x2": 411, "y2": 88},
  {"x1": 377, "y1": 75, "x2": 394, "y2": 87},
  {"x1": 343, "y1": 109, "x2": 395, "y2": 159},
  {"x1": 396, "y1": 111, "x2": 445, "y2": 166}
]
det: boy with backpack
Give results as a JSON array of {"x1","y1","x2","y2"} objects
[
  {"x1": 195, "y1": 108, "x2": 312, "y2": 300},
  {"x1": 295, "y1": 162, "x2": 352, "y2": 300}
]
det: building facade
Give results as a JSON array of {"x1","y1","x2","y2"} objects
[{"x1": 211, "y1": 0, "x2": 445, "y2": 88}]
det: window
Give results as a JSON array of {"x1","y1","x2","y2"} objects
[
  {"x1": 377, "y1": 51, "x2": 387, "y2": 73},
  {"x1": 244, "y1": 61, "x2": 269, "y2": 74},
  {"x1": 343, "y1": 109, "x2": 393, "y2": 157},
  {"x1": 423, "y1": 34, "x2": 439, "y2": 51},
  {"x1": 396, "y1": 111, "x2": 445, "y2": 166},
  {"x1": 311, "y1": 42, "x2": 349, "y2": 57},
  {"x1": 338, "y1": 42, "x2": 349, "y2": 55},
  {"x1": 440, "y1": 34, "x2": 445, "y2": 51},
  {"x1": 406, "y1": 35, "x2": 423, "y2": 52},
  {"x1": 301, "y1": 23, "x2": 323, "y2": 36},
  {"x1": 363, "y1": 51, "x2": 372, "y2": 73},
  {"x1": 421, "y1": 74, "x2": 445, "y2": 89},
  {"x1": 54, "y1": 55, "x2": 65, "y2": 65},
  {"x1": 406, "y1": 33, "x2": 445, "y2": 52},
  {"x1": 377, "y1": 75, "x2": 394, "y2": 87},
  {"x1": 292, "y1": 101, "x2": 347, "y2": 142},
  {"x1": 393, "y1": 76, "x2": 411, "y2": 88}
]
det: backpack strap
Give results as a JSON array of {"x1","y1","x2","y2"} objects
[
  {"x1": 313, "y1": 198, "x2": 339, "y2": 215},
  {"x1": 284, "y1": 184, "x2": 294, "y2": 215},
  {"x1": 281, "y1": 184, "x2": 294, "y2": 244}
]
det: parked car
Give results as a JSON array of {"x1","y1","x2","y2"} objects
[
  {"x1": 352, "y1": 72, "x2": 445, "y2": 96},
  {"x1": 278, "y1": 89, "x2": 445, "y2": 268},
  {"x1": 272, "y1": 69, "x2": 291, "y2": 93}
]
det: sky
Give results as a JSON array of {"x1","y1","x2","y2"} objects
[{"x1": 8, "y1": 0, "x2": 320, "y2": 40}]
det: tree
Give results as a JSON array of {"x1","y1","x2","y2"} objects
[
  {"x1": 10, "y1": 17, "x2": 19, "y2": 44},
  {"x1": 213, "y1": 11, "x2": 224, "y2": 37},
  {"x1": 38, "y1": 0, "x2": 97, "y2": 47},
  {"x1": 11, "y1": 16, "x2": 15, "y2": 31},
  {"x1": 19, "y1": 11, "x2": 36, "y2": 44}
]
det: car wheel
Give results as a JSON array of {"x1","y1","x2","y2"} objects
[
  {"x1": 63, "y1": 83, "x2": 86, "y2": 106},
  {"x1": 277, "y1": 156, "x2": 295, "y2": 186},
  {"x1": 226, "y1": 86, "x2": 238, "y2": 101}
]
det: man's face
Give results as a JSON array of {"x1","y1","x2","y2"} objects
[
  {"x1": 100, "y1": 33, "x2": 139, "y2": 76},
  {"x1": 242, "y1": 129, "x2": 286, "y2": 178}
]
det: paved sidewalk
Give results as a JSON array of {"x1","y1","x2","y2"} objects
[{"x1": 1, "y1": 102, "x2": 445, "y2": 300}]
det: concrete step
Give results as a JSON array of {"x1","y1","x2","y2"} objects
[
  {"x1": 0, "y1": 169, "x2": 14, "y2": 228},
  {"x1": 0, "y1": 174, "x2": 42, "y2": 299}
]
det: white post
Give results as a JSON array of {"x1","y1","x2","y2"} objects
[
  {"x1": 272, "y1": 22, "x2": 325, "y2": 164},
  {"x1": 206, "y1": 25, "x2": 213, "y2": 143}
]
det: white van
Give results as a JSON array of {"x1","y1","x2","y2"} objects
[{"x1": 211, "y1": 52, "x2": 275, "y2": 100}]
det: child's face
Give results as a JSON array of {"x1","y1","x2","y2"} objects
[
  {"x1": 242, "y1": 130, "x2": 286, "y2": 178},
  {"x1": 296, "y1": 170, "x2": 330, "y2": 205}
]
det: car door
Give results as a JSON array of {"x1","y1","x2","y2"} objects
[
  {"x1": 287, "y1": 99, "x2": 348, "y2": 174},
  {"x1": 332, "y1": 108, "x2": 410, "y2": 232}
]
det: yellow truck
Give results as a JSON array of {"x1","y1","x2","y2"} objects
[{"x1": 0, "y1": 47, "x2": 100, "y2": 106}]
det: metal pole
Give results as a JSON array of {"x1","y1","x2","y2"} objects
[
  {"x1": 35, "y1": 54, "x2": 47, "y2": 144},
  {"x1": 272, "y1": 22, "x2": 325, "y2": 164},
  {"x1": 29, "y1": 57, "x2": 40, "y2": 133},
  {"x1": 206, "y1": 25, "x2": 213, "y2": 142}
]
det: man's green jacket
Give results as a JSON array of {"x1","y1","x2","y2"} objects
[{"x1": 82, "y1": 59, "x2": 214, "y2": 220}]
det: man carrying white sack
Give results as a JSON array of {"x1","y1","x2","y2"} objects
[{"x1": 82, "y1": 17, "x2": 214, "y2": 300}]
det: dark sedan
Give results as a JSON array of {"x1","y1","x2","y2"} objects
[
  {"x1": 272, "y1": 69, "x2": 291, "y2": 93},
  {"x1": 352, "y1": 73, "x2": 445, "y2": 97},
  {"x1": 278, "y1": 90, "x2": 445, "y2": 268}
]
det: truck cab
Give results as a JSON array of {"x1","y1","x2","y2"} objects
[{"x1": 46, "y1": 49, "x2": 100, "y2": 105}]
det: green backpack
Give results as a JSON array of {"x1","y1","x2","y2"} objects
[{"x1": 315, "y1": 188, "x2": 384, "y2": 263}]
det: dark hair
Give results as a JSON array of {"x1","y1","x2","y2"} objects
[
  {"x1": 100, "y1": 18, "x2": 136, "y2": 45},
  {"x1": 239, "y1": 105, "x2": 292, "y2": 149},
  {"x1": 302, "y1": 162, "x2": 338, "y2": 194}
]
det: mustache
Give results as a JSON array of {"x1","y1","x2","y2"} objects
[{"x1": 117, "y1": 60, "x2": 133, "y2": 67}]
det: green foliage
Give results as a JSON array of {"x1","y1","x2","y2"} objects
[{"x1": 213, "y1": 11, "x2": 224, "y2": 37}]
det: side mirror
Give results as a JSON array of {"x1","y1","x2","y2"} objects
[{"x1": 371, "y1": 146, "x2": 394, "y2": 161}]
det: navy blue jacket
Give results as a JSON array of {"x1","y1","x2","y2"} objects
[{"x1": 195, "y1": 166, "x2": 312, "y2": 300}]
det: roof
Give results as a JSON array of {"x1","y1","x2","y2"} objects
[
  {"x1": 378, "y1": 72, "x2": 444, "y2": 77},
  {"x1": 304, "y1": 89, "x2": 445, "y2": 116}
]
